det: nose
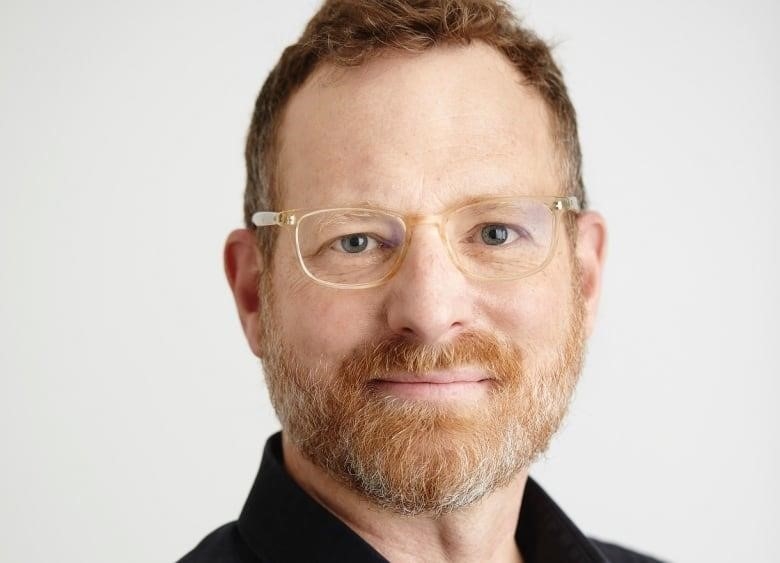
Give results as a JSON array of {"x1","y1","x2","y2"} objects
[{"x1": 383, "y1": 225, "x2": 474, "y2": 345}]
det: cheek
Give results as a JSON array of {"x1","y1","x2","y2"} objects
[
  {"x1": 480, "y1": 261, "x2": 573, "y2": 356},
  {"x1": 271, "y1": 263, "x2": 381, "y2": 363}
]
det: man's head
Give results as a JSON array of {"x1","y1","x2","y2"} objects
[
  {"x1": 243, "y1": 0, "x2": 586, "y2": 262},
  {"x1": 225, "y1": 0, "x2": 606, "y2": 516}
]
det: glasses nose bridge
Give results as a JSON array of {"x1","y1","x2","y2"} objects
[
  {"x1": 404, "y1": 212, "x2": 446, "y2": 228},
  {"x1": 399, "y1": 212, "x2": 460, "y2": 273},
  {"x1": 403, "y1": 212, "x2": 451, "y2": 245}
]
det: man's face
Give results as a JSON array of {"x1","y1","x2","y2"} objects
[{"x1": 255, "y1": 42, "x2": 593, "y2": 514}]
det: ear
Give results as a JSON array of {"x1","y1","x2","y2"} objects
[
  {"x1": 224, "y1": 229, "x2": 265, "y2": 358},
  {"x1": 575, "y1": 212, "x2": 607, "y2": 337}
]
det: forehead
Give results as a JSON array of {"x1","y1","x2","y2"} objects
[{"x1": 276, "y1": 41, "x2": 560, "y2": 212}]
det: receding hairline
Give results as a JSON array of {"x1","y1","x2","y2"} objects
[
  {"x1": 270, "y1": 40, "x2": 566, "y2": 208},
  {"x1": 305, "y1": 38, "x2": 522, "y2": 86}
]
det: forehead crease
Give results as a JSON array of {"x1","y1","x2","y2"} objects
[{"x1": 281, "y1": 118, "x2": 544, "y2": 185}]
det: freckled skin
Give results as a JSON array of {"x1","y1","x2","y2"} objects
[{"x1": 269, "y1": 42, "x2": 575, "y2": 374}]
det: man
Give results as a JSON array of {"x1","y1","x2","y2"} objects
[{"x1": 182, "y1": 1, "x2": 661, "y2": 561}]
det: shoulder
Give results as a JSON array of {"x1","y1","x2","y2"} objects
[
  {"x1": 591, "y1": 538, "x2": 667, "y2": 563},
  {"x1": 177, "y1": 521, "x2": 262, "y2": 563}
]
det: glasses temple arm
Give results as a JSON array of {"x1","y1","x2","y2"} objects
[
  {"x1": 251, "y1": 211, "x2": 287, "y2": 227},
  {"x1": 555, "y1": 196, "x2": 581, "y2": 212}
]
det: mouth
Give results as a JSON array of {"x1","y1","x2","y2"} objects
[{"x1": 368, "y1": 369, "x2": 493, "y2": 401}]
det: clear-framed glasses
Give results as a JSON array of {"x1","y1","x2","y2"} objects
[{"x1": 251, "y1": 196, "x2": 580, "y2": 289}]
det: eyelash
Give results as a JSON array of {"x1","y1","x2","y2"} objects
[{"x1": 470, "y1": 223, "x2": 529, "y2": 245}]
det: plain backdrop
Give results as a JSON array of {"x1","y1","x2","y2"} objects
[{"x1": 1, "y1": 1, "x2": 778, "y2": 562}]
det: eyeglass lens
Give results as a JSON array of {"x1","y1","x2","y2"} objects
[{"x1": 295, "y1": 200, "x2": 555, "y2": 285}]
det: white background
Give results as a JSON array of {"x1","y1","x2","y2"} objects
[{"x1": 1, "y1": 1, "x2": 778, "y2": 561}]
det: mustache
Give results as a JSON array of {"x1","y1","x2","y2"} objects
[{"x1": 338, "y1": 331, "x2": 524, "y2": 385}]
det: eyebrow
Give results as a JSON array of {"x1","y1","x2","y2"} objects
[
  {"x1": 345, "y1": 199, "x2": 389, "y2": 209},
  {"x1": 335, "y1": 190, "x2": 528, "y2": 214}
]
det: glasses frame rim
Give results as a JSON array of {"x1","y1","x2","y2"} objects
[{"x1": 251, "y1": 195, "x2": 580, "y2": 290}]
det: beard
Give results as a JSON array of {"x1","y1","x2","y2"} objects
[{"x1": 259, "y1": 273, "x2": 586, "y2": 516}]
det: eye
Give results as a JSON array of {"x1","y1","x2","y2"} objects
[
  {"x1": 336, "y1": 233, "x2": 377, "y2": 253},
  {"x1": 480, "y1": 224, "x2": 519, "y2": 246}
]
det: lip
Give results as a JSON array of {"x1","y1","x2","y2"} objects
[
  {"x1": 372, "y1": 369, "x2": 490, "y2": 385},
  {"x1": 369, "y1": 369, "x2": 492, "y2": 401}
]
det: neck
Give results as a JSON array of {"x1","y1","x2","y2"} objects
[{"x1": 282, "y1": 433, "x2": 526, "y2": 563}]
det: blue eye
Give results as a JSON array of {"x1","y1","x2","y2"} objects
[
  {"x1": 340, "y1": 234, "x2": 370, "y2": 253},
  {"x1": 481, "y1": 224, "x2": 510, "y2": 245}
]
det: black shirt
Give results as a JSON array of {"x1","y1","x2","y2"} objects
[{"x1": 179, "y1": 433, "x2": 664, "y2": 562}]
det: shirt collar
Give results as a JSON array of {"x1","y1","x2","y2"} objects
[{"x1": 238, "y1": 432, "x2": 607, "y2": 563}]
